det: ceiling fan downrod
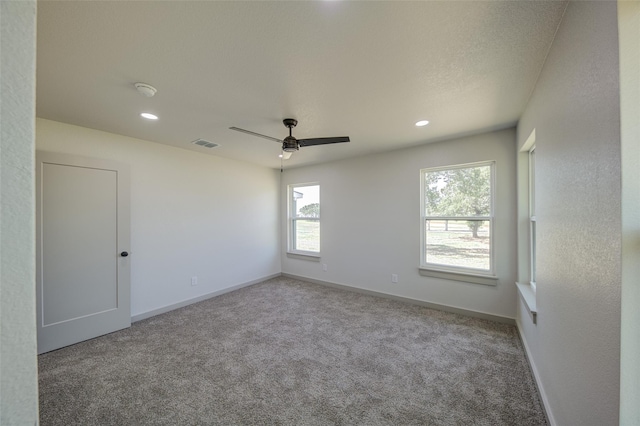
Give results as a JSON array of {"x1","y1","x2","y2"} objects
[{"x1": 282, "y1": 118, "x2": 299, "y2": 152}]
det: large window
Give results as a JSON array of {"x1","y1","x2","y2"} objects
[
  {"x1": 288, "y1": 183, "x2": 320, "y2": 254},
  {"x1": 420, "y1": 162, "x2": 494, "y2": 276}
]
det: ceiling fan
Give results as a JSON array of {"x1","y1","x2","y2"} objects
[{"x1": 229, "y1": 119, "x2": 350, "y2": 160}]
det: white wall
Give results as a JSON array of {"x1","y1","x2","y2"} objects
[
  {"x1": 281, "y1": 128, "x2": 517, "y2": 319},
  {"x1": 618, "y1": 1, "x2": 640, "y2": 424},
  {"x1": 37, "y1": 119, "x2": 281, "y2": 318},
  {"x1": 0, "y1": 1, "x2": 39, "y2": 424},
  {"x1": 516, "y1": 2, "x2": 621, "y2": 425}
]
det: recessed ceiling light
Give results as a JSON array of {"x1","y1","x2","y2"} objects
[
  {"x1": 140, "y1": 112, "x2": 158, "y2": 120},
  {"x1": 278, "y1": 154, "x2": 283, "y2": 158},
  {"x1": 415, "y1": 120, "x2": 430, "y2": 127}
]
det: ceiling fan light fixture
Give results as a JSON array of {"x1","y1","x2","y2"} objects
[{"x1": 282, "y1": 136, "x2": 299, "y2": 152}]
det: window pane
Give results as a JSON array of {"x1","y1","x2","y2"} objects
[
  {"x1": 293, "y1": 219, "x2": 319, "y2": 252},
  {"x1": 426, "y1": 220, "x2": 490, "y2": 270},
  {"x1": 424, "y1": 166, "x2": 491, "y2": 217},
  {"x1": 529, "y1": 148, "x2": 535, "y2": 216},
  {"x1": 530, "y1": 220, "x2": 536, "y2": 282},
  {"x1": 293, "y1": 185, "x2": 319, "y2": 218}
]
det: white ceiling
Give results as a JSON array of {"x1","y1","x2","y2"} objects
[{"x1": 36, "y1": 1, "x2": 567, "y2": 169}]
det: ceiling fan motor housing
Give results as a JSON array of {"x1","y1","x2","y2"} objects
[{"x1": 282, "y1": 136, "x2": 299, "y2": 152}]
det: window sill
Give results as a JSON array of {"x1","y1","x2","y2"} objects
[
  {"x1": 516, "y1": 282, "x2": 537, "y2": 324},
  {"x1": 286, "y1": 252, "x2": 321, "y2": 261},
  {"x1": 418, "y1": 267, "x2": 498, "y2": 286}
]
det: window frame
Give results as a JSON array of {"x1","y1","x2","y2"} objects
[
  {"x1": 528, "y1": 146, "x2": 537, "y2": 292},
  {"x1": 419, "y1": 161, "x2": 496, "y2": 282},
  {"x1": 287, "y1": 182, "x2": 321, "y2": 257},
  {"x1": 516, "y1": 129, "x2": 537, "y2": 323}
]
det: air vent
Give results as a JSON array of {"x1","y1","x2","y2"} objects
[{"x1": 191, "y1": 139, "x2": 218, "y2": 149}]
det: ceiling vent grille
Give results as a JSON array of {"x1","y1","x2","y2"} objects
[{"x1": 191, "y1": 139, "x2": 218, "y2": 149}]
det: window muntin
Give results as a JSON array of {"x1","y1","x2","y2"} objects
[
  {"x1": 420, "y1": 162, "x2": 494, "y2": 275},
  {"x1": 289, "y1": 183, "x2": 320, "y2": 254}
]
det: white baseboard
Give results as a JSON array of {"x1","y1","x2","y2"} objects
[
  {"x1": 131, "y1": 273, "x2": 281, "y2": 323},
  {"x1": 282, "y1": 273, "x2": 515, "y2": 325},
  {"x1": 515, "y1": 318, "x2": 556, "y2": 426},
  {"x1": 133, "y1": 272, "x2": 516, "y2": 326}
]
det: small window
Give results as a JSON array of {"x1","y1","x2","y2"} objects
[
  {"x1": 288, "y1": 183, "x2": 320, "y2": 255},
  {"x1": 420, "y1": 162, "x2": 495, "y2": 276}
]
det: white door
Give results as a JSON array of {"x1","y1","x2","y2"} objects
[{"x1": 36, "y1": 151, "x2": 131, "y2": 354}]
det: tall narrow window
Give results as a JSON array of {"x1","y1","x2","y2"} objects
[
  {"x1": 288, "y1": 183, "x2": 320, "y2": 254},
  {"x1": 420, "y1": 162, "x2": 495, "y2": 275},
  {"x1": 529, "y1": 147, "x2": 537, "y2": 291}
]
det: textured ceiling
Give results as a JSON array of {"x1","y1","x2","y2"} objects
[{"x1": 36, "y1": 1, "x2": 567, "y2": 169}]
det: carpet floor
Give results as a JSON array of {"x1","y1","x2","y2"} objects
[{"x1": 38, "y1": 276, "x2": 547, "y2": 425}]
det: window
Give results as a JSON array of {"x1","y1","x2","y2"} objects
[
  {"x1": 529, "y1": 146, "x2": 537, "y2": 291},
  {"x1": 288, "y1": 183, "x2": 320, "y2": 255},
  {"x1": 420, "y1": 162, "x2": 495, "y2": 278},
  {"x1": 516, "y1": 130, "x2": 537, "y2": 322}
]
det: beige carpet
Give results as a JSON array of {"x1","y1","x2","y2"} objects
[{"x1": 39, "y1": 276, "x2": 547, "y2": 425}]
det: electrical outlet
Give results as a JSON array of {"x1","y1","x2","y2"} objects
[
  {"x1": 191, "y1": 276, "x2": 198, "y2": 286},
  {"x1": 322, "y1": 264, "x2": 328, "y2": 272},
  {"x1": 391, "y1": 274, "x2": 398, "y2": 283}
]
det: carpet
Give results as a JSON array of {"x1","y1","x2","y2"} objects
[{"x1": 38, "y1": 276, "x2": 547, "y2": 425}]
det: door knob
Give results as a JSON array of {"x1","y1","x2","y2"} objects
[{"x1": 120, "y1": 251, "x2": 129, "y2": 257}]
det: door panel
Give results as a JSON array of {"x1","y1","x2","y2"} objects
[{"x1": 37, "y1": 152, "x2": 130, "y2": 354}]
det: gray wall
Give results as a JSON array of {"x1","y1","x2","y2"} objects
[
  {"x1": 0, "y1": 0, "x2": 39, "y2": 424},
  {"x1": 516, "y1": 2, "x2": 621, "y2": 425},
  {"x1": 281, "y1": 128, "x2": 518, "y2": 320}
]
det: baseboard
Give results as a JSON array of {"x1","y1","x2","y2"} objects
[
  {"x1": 515, "y1": 318, "x2": 556, "y2": 426},
  {"x1": 282, "y1": 273, "x2": 515, "y2": 325},
  {"x1": 131, "y1": 273, "x2": 282, "y2": 323},
  {"x1": 133, "y1": 271, "x2": 515, "y2": 326}
]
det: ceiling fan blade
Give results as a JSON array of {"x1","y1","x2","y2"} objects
[
  {"x1": 298, "y1": 136, "x2": 350, "y2": 147},
  {"x1": 229, "y1": 127, "x2": 282, "y2": 143},
  {"x1": 281, "y1": 151, "x2": 293, "y2": 160}
]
